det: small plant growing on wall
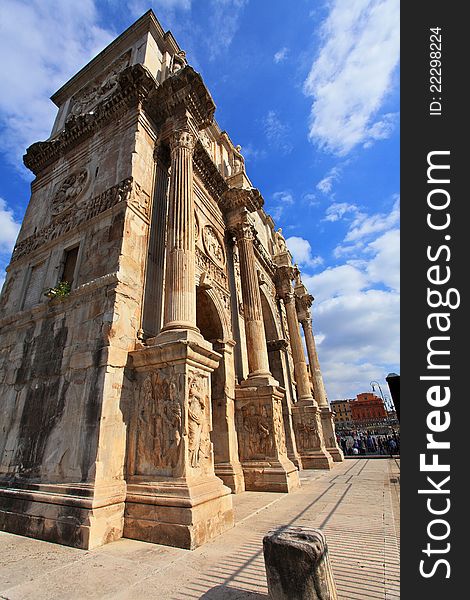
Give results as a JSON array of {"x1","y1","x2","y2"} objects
[{"x1": 44, "y1": 281, "x2": 71, "y2": 300}]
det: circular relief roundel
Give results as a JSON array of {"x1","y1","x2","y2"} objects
[
  {"x1": 202, "y1": 225, "x2": 225, "y2": 268},
  {"x1": 52, "y1": 169, "x2": 89, "y2": 216}
]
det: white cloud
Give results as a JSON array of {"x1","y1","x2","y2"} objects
[
  {"x1": 0, "y1": 198, "x2": 21, "y2": 291},
  {"x1": 274, "y1": 47, "x2": 289, "y2": 63},
  {"x1": 273, "y1": 191, "x2": 294, "y2": 205},
  {"x1": 269, "y1": 190, "x2": 294, "y2": 223},
  {"x1": 302, "y1": 193, "x2": 319, "y2": 207},
  {"x1": 286, "y1": 236, "x2": 324, "y2": 269},
  {"x1": 324, "y1": 202, "x2": 358, "y2": 222},
  {"x1": 345, "y1": 195, "x2": 399, "y2": 241},
  {"x1": 204, "y1": 0, "x2": 248, "y2": 60},
  {"x1": 304, "y1": 0, "x2": 399, "y2": 155},
  {"x1": 0, "y1": 198, "x2": 21, "y2": 254},
  {"x1": 366, "y1": 229, "x2": 400, "y2": 291},
  {"x1": 300, "y1": 197, "x2": 400, "y2": 398},
  {"x1": 263, "y1": 110, "x2": 293, "y2": 154},
  {"x1": 239, "y1": 143, "x2": 267, "y2": 161},
  {"x1": 316, "y1": 165, "x2": 341, "y2": 195},
  {"x1": 0, "y1": 0, "x2": 114, "y2": 174},
  {"x1": 303, "y1": 264, "x2": 367, "y2": 302},
  {"x1": 313, "y1": 290, "x2": 399, "y2": 398}
]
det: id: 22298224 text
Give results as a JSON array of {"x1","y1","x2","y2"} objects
[{"x1": 429, "y1": 27, "x2": 443, "y2": 116}]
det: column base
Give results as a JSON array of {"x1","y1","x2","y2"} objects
[
  {"x1": 0, "y1": 481, "x2": 125, "y2": 549},
  {"x1": 320, "y1": 407, "x2": 344, "y2": 463},
  {"x1": 215, "y1": 462, "x2": 245, "y2": 494},
  {"x1": 299, "y1": 450, "x2": 335, "y2": 470},
  {"x1": 326, "y1": 446, "x2": 344, "y2": 462},
  {"x1": 292, "y1": 403, "x2": 335, "y2": 470},
  {"x1": 288, "y1": 451, "x2": 303, "y2": 471},
  {"x1": 241, "y1": 458, "x2": 300, "y2": 493},
  {"x1": 124, "y1": 476, "x2": 234, "y2": 550}
]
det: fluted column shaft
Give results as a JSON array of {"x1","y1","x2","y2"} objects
[
  {"x1": 301, "y1": 317, "x2": 328, "y2": 407},
  {"x1": 234, "y1": 223, "x2": 270, "y2": 377},
  {"x1": 283, "y1": 293, "x2": 315, "y2": 403},
  {"x1": 162, "y1": 129, "x2": 198, "y2": 332}
]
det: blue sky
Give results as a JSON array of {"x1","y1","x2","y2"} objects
[{"x1": 0, "y1": 0, "x2": 399, "y2": 399}]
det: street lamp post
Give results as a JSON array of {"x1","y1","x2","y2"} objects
[{"x1": 370, "y1": 380, "x2": 399, "y2": 451}]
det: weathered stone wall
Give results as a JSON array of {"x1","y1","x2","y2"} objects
[{"x1": 0, "y1": 106, "x2": 154, "y2": 486}]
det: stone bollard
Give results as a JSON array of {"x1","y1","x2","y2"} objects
[{"x1": 263, "y1": 526, "x2": 338, "y2": 600}]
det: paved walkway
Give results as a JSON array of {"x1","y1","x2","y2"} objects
[{"x1": 0, "y1": 458, "x2": 400, "y2": 599}]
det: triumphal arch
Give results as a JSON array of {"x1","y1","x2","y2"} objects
[{"x1": 0, "y1": 10, "x2": 342, "y2": 550}]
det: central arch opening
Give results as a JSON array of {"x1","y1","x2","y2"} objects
[
  {"x1": 196, "y1": 287, "x2": 227, "y2": 470},
  {"x1": 260, "y1": 292, "x2": 285, "y2": 388}
]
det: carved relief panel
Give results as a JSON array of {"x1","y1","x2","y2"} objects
[
  {"x1": 236, "y1": 401, "x2": 275, "y2": 461},
  {"x1": 187, "y1": 369, "x2": 212, "y2": 472},
  {"x1": 273, "y1": 395, "x2": 287, "y2": 455},
  {"x1": 67, "y1": 51, "x2": 131, "y2": 120},
  {"x1": 132, "y1": 366, "x2": 214, "y2": 479},
  {"x1": 294, "y1": 411, "x2": 322, "y2": 452},
  {"x1": 134, "y1": 368, "x2": 183, "y2": 477}
]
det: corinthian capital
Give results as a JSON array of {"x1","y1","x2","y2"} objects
[
  {"x1": 230, "y1": 220, "x2": 255, "y2": 242},
  {"x1": 169, "y1": 129, "x2": 196, "y2": 154}
]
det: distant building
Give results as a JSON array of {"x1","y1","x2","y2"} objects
[
  {"x1": 330, "y1": 399, "x2": 353, "y2": 427},
  {"x1": 350, "y1": 393, "x2": 387, "y2": 422},
  {"x1": 331, "y1": 393, "x2": 391, "y2": 432}
]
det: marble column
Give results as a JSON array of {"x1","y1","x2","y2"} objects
[
  {"x1": 283, "y1": 290, "x2": 315, "y2": 404},
  {"x1": 127, "y1": 123, "x2": 234, "y2": 549},
  {"x1": 301, "y1": 317, "x2": 327, "y2": 407},
  {"x1": 141, "y1": 144, "x2": 170, "y2": 337},
  {"x1": 161, "y1": 127, "x2": 198, "y2": 333},
  {"x1": 274, "y1": 259, "x2": 333, "y2": 470},
  {"x1": 222, "y1": 187, "x2": 299, "y2": 493},
  {"x1": 232, "y1": 221, "x2": 273, "y2": 384},
  {"x1": 295, "y1": 284, "x2": 344, "y2": 463}
]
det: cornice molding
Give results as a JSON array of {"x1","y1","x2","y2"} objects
[
  {"x1": 193, "y1": 141, "x2": 228, "y2": 202},
  {"x1": 10, "y1": 178, "x2": 134, "y2": 263},
  {"x1": 145, "y1": 65, "x2": 216, "y2": 130},
  {"x1": 24, "y1": 64, "x2": 157, "y2": 175}
]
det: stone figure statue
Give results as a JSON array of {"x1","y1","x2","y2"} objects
[
  {"x1": 274, "y1": 228, "x2": 287, "y2": 253},
  {"x1": 172, "y1": 50, "x2": 187, "y2": 73}
]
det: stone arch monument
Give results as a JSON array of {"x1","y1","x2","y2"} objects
[{"x1": 0, "y1": 9, "x2": 343, "y2": 551}]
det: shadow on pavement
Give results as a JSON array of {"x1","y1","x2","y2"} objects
[{"x1": 199, "y1": 585, "x2": 268, "y2": 599}]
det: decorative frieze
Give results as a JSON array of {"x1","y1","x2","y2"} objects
[
  {"x1": 146, "y1": 65, "x2": 216, "y2": 130},
  {"x1": 11, "y1": 178, "x2": 133, "y2": 263},
  {"x1": 193, "y1": 142, "x2": 228, "y2": 202}
]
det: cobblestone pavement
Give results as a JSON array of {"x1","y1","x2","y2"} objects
[{"x1": 0, "y1": 458, "x2": 400, "y2": 599}]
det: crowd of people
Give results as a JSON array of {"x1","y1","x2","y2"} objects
[{"x1": 337, "y1": 431, "x2": 400, "y2": 456}]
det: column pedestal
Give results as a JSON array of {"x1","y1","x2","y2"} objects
[
  {"x1": 292, "y1": 403, "x2": 334, "y2": 470},
  {"x1": 126, "y1": 332, "x2": 234, "y2": 550},
  {"x1": 235, "y1": 384, "x2": 300, "y2": 492},
  {"x1": 214, "y1": 463, "x2": 245, "y2": 494},
  {"x1": 320, "y1": 407, "x2": 344, "y2": 462}
]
